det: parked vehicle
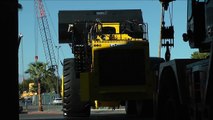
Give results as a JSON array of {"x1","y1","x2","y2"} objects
[{"x1": 52, "y1": 98, "x2": 62, "y2": 105}]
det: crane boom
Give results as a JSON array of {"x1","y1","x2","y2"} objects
[
  {"x1": 34, "y1": 0, "x2": 57, "y2": 70},
  {"x1": 34, "y1": 0, "x2": 60, "y2": 95}
]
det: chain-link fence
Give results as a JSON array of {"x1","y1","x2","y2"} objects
[
  {"x1": 20, "y1": 93, "x2": 62, "y2": 113},
  {"x1": 32, "y1": 92, "x2": 59, "y2": 105}
]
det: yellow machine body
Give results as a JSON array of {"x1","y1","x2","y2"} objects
[{"x1": 80, "y1": 22, "x2": 154, "y2": 108}]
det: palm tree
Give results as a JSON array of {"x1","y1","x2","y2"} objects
[
  {"x1": 43, "y1": 72, "x2": 58, "y2": 93},
  {"x1": 25, "y1": 62, "x2": 49, "y2": 111}
]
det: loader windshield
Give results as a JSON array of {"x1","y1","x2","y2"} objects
[{"x1": 102, "y1": 27, "x2": 116, "y2": 34}]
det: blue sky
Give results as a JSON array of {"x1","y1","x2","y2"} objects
[{"x1": 18, "y1": 0, "x2": 197, "y2": 82}]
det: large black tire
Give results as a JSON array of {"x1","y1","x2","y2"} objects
[
  {"x1": 125, "y1": 100, "x2": 137, "y2": 115},
  {"x1": 63, "y1": 58, "x2": 90, "y2": 118},
  {"x1": 156, "y1": 69, "x2": 189, "y2": 120},
  {"x1": 202, "y1": 104, "x2": 213, "y2": 120},
  {"x1": 136, "y1": 100, "x2": 153, "y2": 118}
]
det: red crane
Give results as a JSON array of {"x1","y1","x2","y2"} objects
[{"x1": 34, "y1": 0, "x2": 59, "y2": 95}]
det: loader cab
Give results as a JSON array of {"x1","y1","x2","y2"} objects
[
  {"x1": 93, "y1": 22, "x2": 119, "y2": 41},
  {"x1": 121, "y1": 20, "x2": 145, "y2": 39},
  {"x1": 102, "y1": 23, "x2": 119, "y2": 34},
  {"x1": 102, "y1": 27, "x2": 116, "y2": 34},
  {"x1": 99, "y1": 24, "x2": 117, "y2": 41}
]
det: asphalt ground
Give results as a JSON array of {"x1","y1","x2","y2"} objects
[{"x1": 20, "y1": 104, "x2": 63, "y2": 114}]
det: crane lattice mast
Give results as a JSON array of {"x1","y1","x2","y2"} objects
[
  {"x1": 34, "y1": 0, "x2": 57, "y2": 71},
  {"x1": 34, "y1": 0, "x2": 60, "y2": 96}
]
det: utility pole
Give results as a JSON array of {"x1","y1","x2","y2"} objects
[{"x1": 55, "y1": 45, "x2": 61, "y2": 97}]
